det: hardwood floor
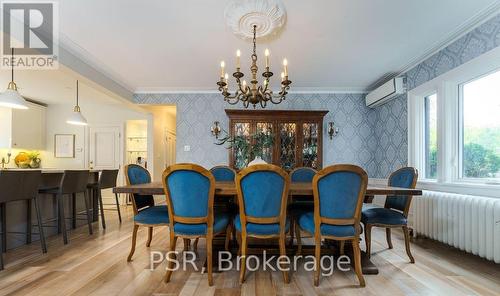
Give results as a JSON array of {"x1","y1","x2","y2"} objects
[{"x1": 0, "y1": 206, "x2": 499, "y2": 296}]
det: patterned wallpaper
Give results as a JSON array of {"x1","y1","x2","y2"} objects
[
  {"x1": 372, "y1": 13, "x2": 500, "y2": 178},
  {"x1": 134, "y1": 93, "x2": 379, "y2": 177},
  {"x1": 135, "y1": 14, "x2": 500, "y2": 179}
]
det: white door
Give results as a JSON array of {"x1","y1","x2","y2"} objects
[
  {"x1": 89, "y1": 125, "x2": 122, "y2": 202},
  {"x1": 165, "y1": 130, "x2": 176, "y2": 167},
  {"x1": 89, "y1": 125, "x2": 122, "y2": 170}
]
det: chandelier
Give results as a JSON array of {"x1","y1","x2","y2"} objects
[{"x1": 217, "y1": 25, "x2": 291, "y2": 108}]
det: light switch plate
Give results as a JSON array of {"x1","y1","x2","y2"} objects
[{"x1": 183, "y1": 145, "x2": 190, "y2": 152}]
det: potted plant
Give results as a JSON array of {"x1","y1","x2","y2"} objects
[{"x1": 216, "y1": 130, "x2": 274, "y2": 169}]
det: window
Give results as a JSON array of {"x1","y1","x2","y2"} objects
[
  {"x1": 424, "y1": 93, "x2": 437, "y2": 179},
  {"x1": 408, "y1": 48, "x2": 500, "y2": 196},
  {"x1": 460, "y1": 70, "x2": 500, "y2": 181}
]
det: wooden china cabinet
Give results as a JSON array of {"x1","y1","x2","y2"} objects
[{"x1": 225, "y1": 110, "x2": 328, "y2": 171}]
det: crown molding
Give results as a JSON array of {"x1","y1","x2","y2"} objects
[
  {"x1": 367, "y1": 2, "x2": 500, "y2": 90},
  {"x1": 134, "y1": 86, "x2": 368, "y2": 95}
]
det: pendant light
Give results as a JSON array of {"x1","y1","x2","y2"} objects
[
  {"x1": 0, "y1": 48, "x2": 29, "y2": 109},
  {"x1": 66, "y1": 80, "x2": 88, "y2": 126}
]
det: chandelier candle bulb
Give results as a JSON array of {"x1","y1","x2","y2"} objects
[
  {"x1": 236, "y1": 50, "x2": 241, "y2": 69},
  {"x1": 283, "y1": 58, "x2": 288, "y2": 77},
  {"x1": 281, "y1": 72, "x2": 285, "y2": 82},
  {"x1": 265, "y1": 49, "x2": 270, "y2": 67},
  {"x1": 220, "y1": 61, "x2": 225, "y2": 77}
]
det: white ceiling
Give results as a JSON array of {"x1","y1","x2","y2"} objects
[
  {"x1": 4, "y1": 0, "x2": 500, "y2": 96},
  {"x1": 0, "y1": 65, "x2": 124, "y2": 106}
]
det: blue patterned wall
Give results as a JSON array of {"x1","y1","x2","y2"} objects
[
  {"x1": 372, "y1": 13, "x2": 500, "y2": 178},
  {"x1": 135, "y1": 14, "x2": 500, "y2": 179},
  {"x1": 134, "y1": 93, "x2": 379, "y2": 177}
]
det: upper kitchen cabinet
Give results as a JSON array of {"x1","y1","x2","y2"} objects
[{"x1": 0, "y1": 101, "x2": 47, "y2": 150}]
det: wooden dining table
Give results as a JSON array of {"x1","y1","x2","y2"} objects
[
  {"x1": 113, "y1": 181, "x2": 422, "y2": 275},
  {"x1": 113, "y1": 181, "x2": 423, "y2": 198}
]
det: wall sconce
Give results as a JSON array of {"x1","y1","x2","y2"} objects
[
  {"x1": 211, "y1": 121, "x2": 221, "y2": 139},
  {"x1": 328, "y1": 122, "x2": 339, "y2": 139}
]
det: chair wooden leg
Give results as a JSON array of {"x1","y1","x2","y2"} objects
[
  {"x1": 193, "y1": 238, "x2": 199, "y2": 254},
  {"x1": 58, "y1": 194, "x2": 68, "y2": 245},
  {"x1": 352, "y1": 238, "x2": 366, "y2": 287},
  {"x1": 98, "y1": 190, "x2": 106, "y2": 229},
  {"x1": 115, "y1": 193, "x2": 122, "y2": 223},
  {"x1": 403, "y1": 226, "x2": 415, "y2": 263},
  {"x1": 165, "y1": 234, "x2": 178, "y2": 282},
  {"x1": 239, "y1": 235, "x2": 247, "y2": 283},
  {"x1": 279, "y1": 235, "x2": 289, "y2": 284},
  {"x1": 207, "y1": 233, "x2": 213, "y2": 286},
  {"x1": 314, "y1": 237, "x2": 321, "y2": 287},
  {"x1": 236, "y1": 233, "x2": 242, "y2": 256},
  {"x1": 146, "y1": 227, "x2": 153, "y2": 247},
  {"x1": 224, "y1": 223, "x2": 232, "y2": 251},
  {"x1": 295, "y1": 223, "x2": 302, "y2": 255},
  {"x1": 127, "y1": 225, "x2": 139, "y2": 262},
  {"x1": 83, "y1": 191, "x2": 93, "y2": 235},
  {"x1": 183, "y1": 239, "x2": 190, "y2": 251},
  {"x1": 288, "y1": 216, "x2": 295, "y2": 247},
  {"x1": 386, "y1": 228, "x2": 393, "y2": 249},
  {"x1": 364, "y1": 224, "x2": 371, "y2": 258},
  {"x1": 34, "y1": 197, "x2": 47, "y2": 253},
  {"x1": 339, "y1": 241, "x2": 345, "y2": 255}
]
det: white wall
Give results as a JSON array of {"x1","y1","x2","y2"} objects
[
  {"x1": 41, "y1": 102, "x2": 149, "y2": 169},
  {"x1": 141, "y1": 106, "x2": 176, "y2": 181}
]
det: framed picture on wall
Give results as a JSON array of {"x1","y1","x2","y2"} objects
[{"x1": 54, "y1": 134, "x2": 75, "y2": 158}]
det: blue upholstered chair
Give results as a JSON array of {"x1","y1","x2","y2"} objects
[
  {"x1": 162, "y1": 164, "x2": 231, "y2": 286},
  {"x1": 210, "y1": 165, "x2": 236, "y2": 181},
  {"x1": 125, "y1": 164, "x2": 169, "y2": 262},
  {"x1": 235, "y1": 164, "x2": 290, "y2": 283},
  {"x1": 295, "y1": 164, "x2": 367, "y2": 287},
  {"x1": 290, "y1": 167, "x2": 317, "y2": 183},
  {"x1": 361, "y1": 167, "x2": 418, "y2": 263},
  {"x1": 288, "y1": 167, "x2": 317, "y2": 245}
]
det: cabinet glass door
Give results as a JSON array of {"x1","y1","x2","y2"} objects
[
  {"x1": 255, "y1": 122, "x2": 274, "y2": 164},
  {"x1": 302, "y1": 123, "x2": 319, "y2": 169},
  {"x1": 233, "y1": 122, "x2": 251, "y2": 169},
  {"x1": 279, "y1": 123, "x2": 297, "y2": 170}
]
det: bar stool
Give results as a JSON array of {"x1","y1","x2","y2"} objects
[
  {"x1": 0, "y1": 170, "x2": 46, "y2": 270},
  {"x1": 96, "y1": 169, "x2": 121, "y2": 229},
  {"x1": 38, "y1": 170, "x2": 93, "y2": 244}
]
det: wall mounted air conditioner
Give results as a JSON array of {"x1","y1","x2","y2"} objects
[{"x1": 366, "y1": 77, "x2": 405, "y2": 108}]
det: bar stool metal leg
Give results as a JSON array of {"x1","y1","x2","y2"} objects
[
  {"x1": 27, "y1": 199, "x2": 32, "y2": 244},
  {"x1": 58, "y1": 194, "x2": 68, "y2": 244},
  {"x1": 115, "y1": 193, "x2": 122, "y2": 223},
  {"x1": 0, "y1": 203, "x2": 4, "y2": 270},
  {"x1": 34, "y1": 196, "x2": 47, "y2": 253},
  {"x1": 1, "y1": 203, "x2": 6, "y2": 253},
  {"x1": 56, "y1": 194, "x2": 61, "y2": 234},
  {"x1": 83, "y1": 191, "x2": 93, "y2": 235},
  {"x1": 98, "y1": 189, "x2": 106, "y2": 229},
  {"x1": 71, "y1": 193, "x2": 77, "y2": 229}
]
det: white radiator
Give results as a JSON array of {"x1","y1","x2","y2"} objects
[{"x1": 412, "y1": 191, "x2": 500, "y2": 263}]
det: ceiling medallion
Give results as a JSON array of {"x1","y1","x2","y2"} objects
[{"x1": 224, "y1": 0, "x2": 287, "y2": 40}]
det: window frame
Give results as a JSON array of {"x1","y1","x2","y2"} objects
[{"x1": 408, "y1": 46, "x2": 500, "y2": 197}]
